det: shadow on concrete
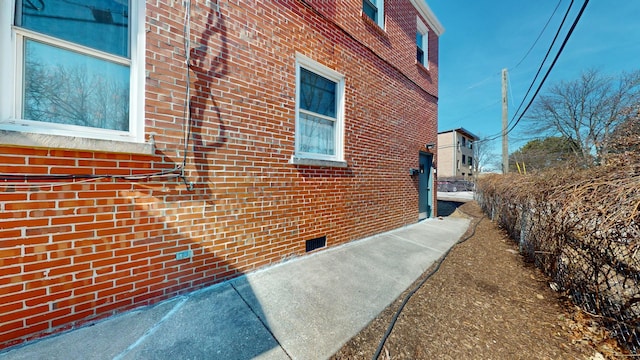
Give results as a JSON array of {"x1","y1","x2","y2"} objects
[
  {"x1": 437, "y1": 200, "x2": 465, "y2": 217},
  {"x1": 0, "y1": 3, "x2": 281, "y2": 358}
]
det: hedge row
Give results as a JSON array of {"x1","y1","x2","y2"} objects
[{"x1": 476, "y1": 158, "x2": 640, "y2": 353}]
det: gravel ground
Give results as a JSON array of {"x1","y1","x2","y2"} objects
[{"x1": 331, "y1": 201, "x2": 623, "y2": 360}]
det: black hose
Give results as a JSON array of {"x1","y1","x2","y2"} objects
[{"x1": 372, "y1": 209, "x2": 485, "y2": 360}]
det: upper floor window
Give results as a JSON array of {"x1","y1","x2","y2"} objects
[
  {"x1": 295, "y1": 54, "x2": 345, "y2": 162},
  {"x1": 461, "y1": 137, "x2": 466, "y2": 147},
  {"x1": 462, "y1": 154, "x2": 466, "y2": 164},
  {"x1": 416, "y1": 17, "x2": 428, "y2": 67},
  {"x1": 363, "y1": 0, "x2": 384, "y2": 28},
  {"x1": 0, "y1": 0, "x2": 145, "y2": 143}
]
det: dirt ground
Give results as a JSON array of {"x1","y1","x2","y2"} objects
[{"x1": 331, "y1": 201, "x2": 626, "y2": 360}]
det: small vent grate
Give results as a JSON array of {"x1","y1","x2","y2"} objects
[{"x1": 305, "y1": 236, "x2": 327, "y2": 252}]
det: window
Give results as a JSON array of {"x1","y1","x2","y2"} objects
[
  {"x1": 462, "y1": 155, "x2": 466, "y2": 164},
  {"x1": 0, "y1": 0, "x2": 145, "y2": 143},
  {"x1": 468, "y1": 141, "x2": 473, "y2": 149},
  {"x1": 416, "y1": 18, "x2": 428, "y2": 67},
  {"x1": 461, "y1": 137, "x2": 466, "y2": 147},
  {"x1": 469, "y1": 156, "x2": 473, "y2": 166},
  {"x1": 363, "y1": 0, "x2": 384, "y2": 28},
  {"x1": 294, "y1": 54, "x2": 345, "y2": 162}
]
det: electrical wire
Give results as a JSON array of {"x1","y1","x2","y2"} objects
[
  {"x1": 0, "y1": 173, "x2": 183, "y2": 191},
  {"x1": 0, "y1": 166, "x2": 182, "y2": 183},
  {"x1": 510, "y1": 0, "x2": 563, "y2": 71},
  {"x1": 372, "y1": 209, "x2": 486, "y2": 360},
  {"x1": 181, "y1": 0, "x2": 193, "y2": 190},
  {"x1": 507, "y1": 70, "x2": 514, "y2": 112},
  {"x1": 504, "y1": 0, "x2": 590, "y2": 137},
  {"x1": 445, "y1": 0, "x2": 562, "y2": 131},
  {"x1": 479, "y1": 0, "x2": 576, "y2": 144},
  {"x1": 3, "y1": 2, "x2": 192, "y2": 189},
  {"x1": 477, "y1": 0, "x2": 590, "y2": 144},
  {"x1": 0, "y1": 169, "x2": 182, "y2": 191},
  {"x1": 505, "y1": 0, "x2": 576, "y2": 135},
  {"x1": 0, "y1": 177, "x2": 102, "y2": 190}
]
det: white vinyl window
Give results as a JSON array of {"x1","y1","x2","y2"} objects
[
  {"x1": 294, "y1": 54, "x2": 345, "y2": 162},
  {"x1": 416, "y1": 17, "x2": 428, "y2": 67},
  {"x1": 0, "y1": 0, "x2": 145, "y2": 144},
  {"x1": 363, "y1": 0, "x2": 385, "y2": 28}
]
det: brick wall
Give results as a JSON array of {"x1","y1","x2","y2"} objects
[{"x1": 0, "y1": 0, "x2": 439, "y2": 349}]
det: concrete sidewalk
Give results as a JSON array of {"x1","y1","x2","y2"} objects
[{"x1": 1, "y1": 216, "x2": 470, "y2": 360}]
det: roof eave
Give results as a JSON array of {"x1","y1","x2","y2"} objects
[
  {"x1": 438, "y1": 128, "x2": 480, "y2": 141},
  {"x1": 409, "y1": 0, "x2": 445, "y2": 36}
]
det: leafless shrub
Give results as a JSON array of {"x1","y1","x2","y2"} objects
[{"x1": 476, "y1": 131, "x2": 640, "y2": 353}]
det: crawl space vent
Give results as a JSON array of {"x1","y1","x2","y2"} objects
[{"x1": 305, "y1": 236, "x2": 327, "y2": 252}]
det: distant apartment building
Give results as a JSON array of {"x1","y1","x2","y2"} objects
[{"x1": 437, "y1": 128, "x2": 479, "y2": 178}]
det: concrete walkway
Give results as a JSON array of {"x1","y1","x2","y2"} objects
[{"x1": 0, "y1": 216, "x2": 470, "y2": 360}]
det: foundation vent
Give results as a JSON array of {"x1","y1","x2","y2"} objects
[{"x1": 305, "y1": 236, "x2": 327, "y2": 252}]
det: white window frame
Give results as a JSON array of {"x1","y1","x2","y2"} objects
[
  {"x1": 0, "y1": 0, "x2": 146, "y2": 148},
  {"x1": 416, "y1": 17, "x2": 429, "y2": 68},
  {"x1": 363, "y1": 0, "x2": 385, "y2": 29},
  {"x1": 293, "y1": 54, "x2": 345, "y2": 165}
]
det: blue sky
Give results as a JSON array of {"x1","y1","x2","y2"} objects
[{"x1": 428, "y1": 0, "x2": 640, "y2": 164}]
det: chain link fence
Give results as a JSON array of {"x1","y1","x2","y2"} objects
[
  {"x1": 437, "y1": 178, "x2": 475, "y2": 192},
  {"x1": 476, "y1": 167, "x2": 640, "y2": 354}
]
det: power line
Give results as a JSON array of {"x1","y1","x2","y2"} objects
[
  {"x1": 479, "y1": 0, "x2": 590, "y2": 144},
  {"x1": 450, "y1": 0, "x2": 562, "y2": 133},
  {"x1": 510, "y1": 0, "x2": 563, "y2": 71},
  {"x1": 505, "y1": 0, "x2": 590, "y2": 136},
  {"x1": 506, "y1": 0, "x2": 576, "y2": 133}
]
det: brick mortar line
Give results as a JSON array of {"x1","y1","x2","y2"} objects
[{"x1": 297, "y1": 0, "x2": 439, "y2": 102}]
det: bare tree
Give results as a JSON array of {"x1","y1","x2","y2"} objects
[
  {"x1": 24, "y1": 61, "x2": 129, "y2": 131},
  {"x1": 472, "y1": 138, "x2": 500, "y2": 175},
  {"x1": 607, "y1": 108, "x2": 640, "y2": 160},
  {"x1": 526, "y1": 69, "x2": 640, "y2": 166}
]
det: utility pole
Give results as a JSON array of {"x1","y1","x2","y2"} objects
[{"x1": 501, "y1": 68, "x2": 509, "y2": 174}]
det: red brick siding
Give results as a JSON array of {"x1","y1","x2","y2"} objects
[
  {"x1": 0, "y1": 0, "x2": 438, "y2": 348},
  {"x1": 305, "y1": 0, "x2": 439, "y2": 96}
]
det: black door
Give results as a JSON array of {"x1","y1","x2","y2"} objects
[{"x1": 418, "y1": 152, "x2": 433, "y2": 219}]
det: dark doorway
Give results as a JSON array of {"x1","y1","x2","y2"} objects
[
  {"x1": 437, "y1": 200, "x2": 464, "y2": 217},
  {"x1": 418, "y1": 152, "x2": 433, "y2": 219}
]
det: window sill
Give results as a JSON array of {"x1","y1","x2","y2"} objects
[
  {"x1": 416, "y1": 60, "x2": 430, "y2": 73},
  {"x1": 290, "y1": 156, "x2": 348, "y2": 168},
  {"x1": 0, "y1": 130, "x2": 155, "y2": 155},
  {"x1": 361, "y1": 11, "x2": 387, "y2": 37}
]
